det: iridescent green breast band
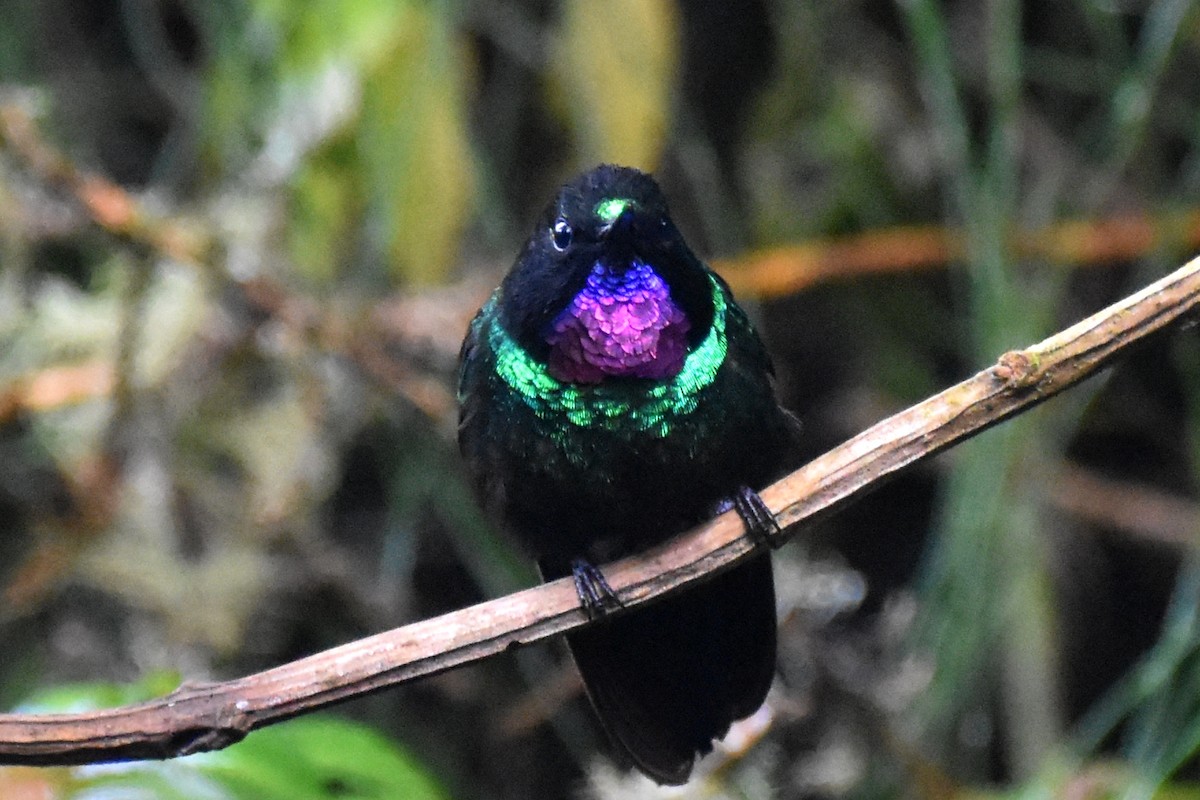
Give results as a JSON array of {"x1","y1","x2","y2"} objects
[{"x1": 489, "y1": 273, "x2": 727, "y2": 438}]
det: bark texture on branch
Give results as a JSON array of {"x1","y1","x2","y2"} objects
[{"x1": 1, "y1": 256, "x2": 1198, "y2": 766}]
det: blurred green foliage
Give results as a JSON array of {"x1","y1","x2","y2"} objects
[
  {"x1": 199, "y1": 0, "x2": 677, "y2": 286},
  {"x1": 551, "y1": 0, "x2": 677, "y2": 169},
  {"x1": 210, "y1": 0, "x2": 476, "y2": 284}
]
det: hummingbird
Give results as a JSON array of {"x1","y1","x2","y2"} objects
[{"x1": 457, "y1": 164, "x2": 801, "y2": 784}]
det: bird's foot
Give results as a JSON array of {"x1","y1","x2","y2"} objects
[
  {"x1": 717, "y1": 486, "x2": 785, "y2": 550},
  {"x1": 571, "y1": 558, "x2": 622, "y2": 620}
]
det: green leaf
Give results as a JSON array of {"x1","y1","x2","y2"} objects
[
  {"x1": 287, "y1": 136, "x2": 364, "y2": 283},
  {"x1": 9, "y1": 681, "x2": 450, "y2": 800},
  {"x1": 252, "y1": 0, "x2": 403, "y2": 74},
  {"x1": 204, "y1": 717, "x2": 450, "y2": 800},
  {"x1": 359, "y1": 4, "x2": 475, "y2": 284},
  {"x1": 551, "y1": 0, "x2": 678, "y2": 170},
  {"x1": 13, "y1": 672, "x2": 181, "y2": 715}
]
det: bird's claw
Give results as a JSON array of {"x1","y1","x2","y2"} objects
[
  {"x1": 726, "y1": 486, "x2": 785, "y2": 550},
  {"x1": 571, "y1": 558, "x2": 622, "y2": 620}
]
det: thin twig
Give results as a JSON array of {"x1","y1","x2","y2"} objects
[
  {"x1": 1051, "y1": 464, "x2": 1200, "y2": 548},
  {"x1": 0, "y1": 256, "x2": 1197, "y2": 766},
  {"x1": 716, "y1": 211, "x2": 1200, "y2": 298}
]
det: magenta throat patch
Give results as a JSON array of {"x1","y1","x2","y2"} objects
[{"x1": 545, "y1": 260, "x2": 691, "y2": 384}]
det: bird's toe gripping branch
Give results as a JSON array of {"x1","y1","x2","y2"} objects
[
  {"x1": 728, "y1": 485, "x2": 785, "y2": 550},
  {"x1": 570, "y1": 558, "x2": 623, "y2": 620}
]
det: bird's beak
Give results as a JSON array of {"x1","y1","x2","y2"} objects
[
  {"x1": 598, "y1": 206, "x2": 641, "y2": 267},
  {"x1": 600, "y1": 204, "x2": 638, "y2": 243}
]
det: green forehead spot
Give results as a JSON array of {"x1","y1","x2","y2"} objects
[{"x1": 594, "y1": 197, "x2": 632, "y2": 224}]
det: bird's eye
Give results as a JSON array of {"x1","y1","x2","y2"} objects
[{"x1": 551, "y1": 218, "x2": 573, "y2": 251}]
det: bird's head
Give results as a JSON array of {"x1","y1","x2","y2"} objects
[{"x1": 499, "y1": 165, "x2": 715, "y2": 384}]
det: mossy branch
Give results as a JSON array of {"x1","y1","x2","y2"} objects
[{"x1": 0, "y1": 257, "x2": 1198, "y2": 766}]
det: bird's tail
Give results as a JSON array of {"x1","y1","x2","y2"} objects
[{"x1": 560, "y1": 552, "x2": 776, "y2": 785}]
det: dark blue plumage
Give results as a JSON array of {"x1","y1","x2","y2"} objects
[{"x1": 457, "y1": 165, "x2": 801, "y2": 784}]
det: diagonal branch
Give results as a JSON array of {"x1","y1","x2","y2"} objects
[{"x1": 1, "y1": 257, "x2": 1199, "y2": 766}]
